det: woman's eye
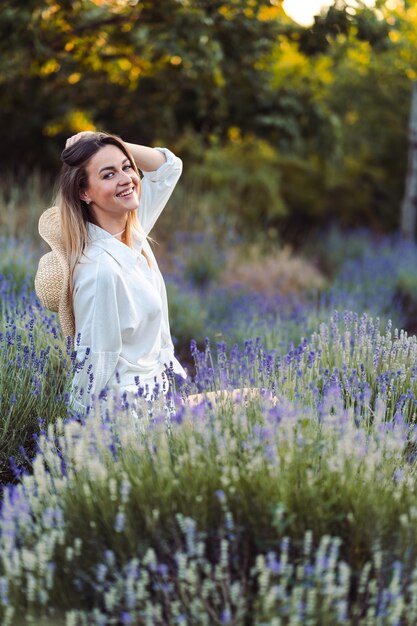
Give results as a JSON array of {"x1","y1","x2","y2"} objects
[{"x1": 103, "y1": 165, "x2": 131, "y2": 179}]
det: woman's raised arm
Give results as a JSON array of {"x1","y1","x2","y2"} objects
[
  {"x1": 124, "y1": 142, "x2": 167, "y2": 172},
  {"x1": 65, "y1": 131, "x2": 166, "y2": 173}
]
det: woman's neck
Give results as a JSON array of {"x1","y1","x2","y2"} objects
[
  {"x1": 90, "y1": 210, "x2": 128, "y2": 240},
  {"x1": 111, "y1": 227, "x2": 126, "y2": 240}
]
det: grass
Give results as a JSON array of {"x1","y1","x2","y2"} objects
[{"x1": 0, "y1": 170, "x2": 51, "y2": 240}]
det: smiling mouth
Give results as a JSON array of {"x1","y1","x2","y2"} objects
[{"x1": 116, "y1": 187, "x2": 135, "y2": 198}]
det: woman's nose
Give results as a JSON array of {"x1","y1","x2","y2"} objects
[{"x1": 120, "y1": 169, "x2": 133, "y2": 182}]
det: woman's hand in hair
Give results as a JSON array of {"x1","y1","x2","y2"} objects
[{"x1": 65, "y1": 131, "x2": 96, "y2": 148}]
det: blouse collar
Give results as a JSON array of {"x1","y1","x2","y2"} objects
[{"x1": 87, "y1": 222, "x2": 144, "y2": 271}]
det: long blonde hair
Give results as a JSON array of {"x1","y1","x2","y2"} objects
[{"x1": 56, "y1": 132, "x2": 150, "y2": 297}]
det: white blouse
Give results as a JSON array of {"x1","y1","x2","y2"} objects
[{"x1": 70, "y1": 147, "x2": 186, "y2": 411}]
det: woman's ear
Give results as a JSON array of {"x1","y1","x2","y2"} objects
[{"x1": 80, "y1": 191, "x2": 91, "y2": 204}]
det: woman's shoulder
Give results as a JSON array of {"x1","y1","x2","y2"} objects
[{"x1": 74, "y1": 245, "x2": 118, "y2": 285}]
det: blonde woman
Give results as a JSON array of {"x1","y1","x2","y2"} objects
[{"x1": 35, "y1": 131, "x2": 186, "y2": 413}]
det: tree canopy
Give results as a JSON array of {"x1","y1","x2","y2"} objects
[
  {"x1": 1, "y1": 0, "x2": 416, "y2": 233},
  {"x1": 1, "y1": 0, "x2": 286, "y2": 167}
]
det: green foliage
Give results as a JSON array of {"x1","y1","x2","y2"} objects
[
  {"x1": 266, "y1": 3, "x2": 416, "y2": 234},
  {"x1": 293, "y1": 4, "x2": 391, "y2": 57},
  {"x1": 395, "y1": 270, "x2": 417, "y2": 332},
  {"x1": 165, "y1": 280, "x2": 207, "y2": 352},
  {"x1": 297, "y1": 6, "x2": 351, "y2": 56},
  {"x1": 183, "y1": 136, "x2": 287, "y2": 236},
  {"x1": 0, "y1": 171, "x2": 51, "y2": 240},
  {"x1": 1, "y1": 1, "x2": 416, "y2": 234},
  {"x1": 0, "y1": 0, "x2": 284, "y2": 169},
  {"x1": 275, "y1": 154, "x2": 326, "y2": 234}
]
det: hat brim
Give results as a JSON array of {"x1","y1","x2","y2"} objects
[{"x1": 35, "y1": 206, "x2": 75, "y2": 342}]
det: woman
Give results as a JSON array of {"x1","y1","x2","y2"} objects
[{"x1": 35, "y1": 131, "x2": 186, "y2": 413}]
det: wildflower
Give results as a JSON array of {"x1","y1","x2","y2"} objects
[
  {"x1": 266, "y1": 552, "x2": 281, "y2": 575},
  {"x1": 220, "y1": 608, "x2": 232, "y2": 624},
  {"x1": 96, "y1": 564, "x2": 107, "y2": 583},
  {"x1": 156, "y1": 563, "x2": 169, "y2": 577},
  {"x1": 215, "y1": 489, "x2": 226, "y2": 503},
  {"x1": 120, "y1": 479, "x2": 131, "y2": 504},
  {"x1": 114, "y1": 511, "x2": 125, "y2": 533}
]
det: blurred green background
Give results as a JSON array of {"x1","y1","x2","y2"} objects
[{"x1": 1, "y1": 0, "x2": 416, "y2": 242}]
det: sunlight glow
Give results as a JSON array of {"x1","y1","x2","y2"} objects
[{"x1": 282, "y1": 0, "x2": 376, "y2": 26}]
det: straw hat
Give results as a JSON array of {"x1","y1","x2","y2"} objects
[{"x1": 35, "y1": 206, "x2": 75, "y2": 343}]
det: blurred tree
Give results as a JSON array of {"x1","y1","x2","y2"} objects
[
  {"x1": 296, "y1": 5, "x2": 351, "y2": 57},
  {"x1": 0, "y1": 0, "x2": 416, "y2": 236},
  {"x1": 265, "y1": 0, "x2": 417, "y2": 235},
  {"x1": 400, "y1": 90, "x2": 417, "y2": 239},
  {"x1": 0, "y1": 0, "x2": 285, "y2": 170}
]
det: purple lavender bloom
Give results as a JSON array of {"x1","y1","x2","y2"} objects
[
  {"x1": 215, "y1": 489, "x2": 226, "y2": 503},
  {"x1": 253, "y1": 425, "x2": 272, "y2": 442},
  {"x1": 266, "y1": 552, "x2": 281, "y2": 575},
  {"x1": 156, "y1": 563, "x2": 169, "y2": 577},
  {"x1": 114, "y1": 511, "x2": 125, "y2": 533},
  {"x1": 304, "y1": 564, "x2": 315, "y2": 577},
  {"x1": 220, "y1": 608, "x2": 232, "y2": 624},
  {"x1": 96, "y1": 564, "x2": 107, "y2": 583},
  {"x1": 171, "y1": 404, "x2": 186, "y2": 425}
]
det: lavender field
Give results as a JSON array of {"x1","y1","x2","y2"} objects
[
  {"x1": 2, "y1": 0, "x2": 417, "y2": 621},
  {"x1": 1, "y1": 228, "x2": 417, "y2": 625}
]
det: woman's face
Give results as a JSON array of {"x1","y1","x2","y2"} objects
[{"x1": 81, "y1": 144, "x2": 141, "y2": 224}]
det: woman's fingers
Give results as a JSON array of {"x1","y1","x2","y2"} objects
[{"x1": 65, "y1": 131, "x2": 95, "y2": 148}]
